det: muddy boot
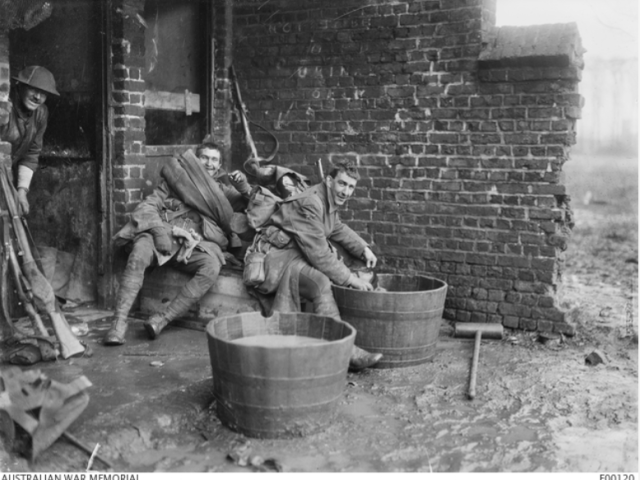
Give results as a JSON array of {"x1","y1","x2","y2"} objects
[
  {"x1": 143, "y1": 313, "x2": 170, "y2": 340},
  {"x1": 103, "y1": 253, "x2": 149, "y2": 346},
  {"x1": 103, "y1": 283, "x2": 140, "y2": 346},
  {"x1": 144, "y1": 290, "x2": 197, "y2": 340},
  {"x1": 103, "y1": 317, "x2": 129, "y2": 346},
  {"x1": 349, "y1": 345, "x2": 383, "y2": 371},
  {"x1": 312, "y1": 292, "x2": 384, "y2": 370}
]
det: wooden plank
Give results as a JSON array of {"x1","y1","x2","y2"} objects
[{"x1": 144, "y1": 89, "x2": 200, "y2": 115}]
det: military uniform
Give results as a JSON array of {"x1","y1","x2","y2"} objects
[
  {"x1": 251, "y1": 181, "x2": 368, "y2": 319},
  {"x1": 104, "y1": 152, "x2": 249, "y2": 345},
  {"x1": 0, "y1": 89, "x2": 48, "y2": 173}
]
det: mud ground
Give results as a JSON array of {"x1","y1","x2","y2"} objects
[{"x1": 0, "y1": 153, "x2": 637, "y2": 473}]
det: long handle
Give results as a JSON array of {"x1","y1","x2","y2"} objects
[
  {"x1": 468, "y1": 330, "x2": 481, "y2": 400},
  {"x1": 230, "y1": 66, "x2": 259, "y2": 160},
  {"x1": 62, "y1": 432, "x2": 113, "y2": 470}
]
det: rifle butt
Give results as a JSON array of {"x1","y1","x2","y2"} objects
[{"x1": 50, "y1": 311, "x2": 85, "y2": 359}]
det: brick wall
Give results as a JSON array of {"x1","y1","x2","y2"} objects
[{"x1": 232, "y1": 0, "x2": 583, "y2": 333}]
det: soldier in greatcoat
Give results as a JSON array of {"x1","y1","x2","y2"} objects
[
  {"x1": 244, "y1": 160, "x2": 382, "y2": 370},
  {"x1": 104, "y1": 142, "x2": 250, "y2": 345}
]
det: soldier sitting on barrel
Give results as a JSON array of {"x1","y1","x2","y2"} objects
[
  {"x1": 243, "y1": 160, "x2": 382, "y2": 370},
  {"x1": 104, "y1": 142, "x2": 251, "y2": 345}
]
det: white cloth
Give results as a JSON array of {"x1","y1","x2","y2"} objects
[{"x1": 17, "y1": 165, "x2": 34, "y2": 190}]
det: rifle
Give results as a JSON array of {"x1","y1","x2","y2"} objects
[
  {"x1": 229, "y1": 65, "x2": 279, "y2": 179},
  {"x1": 0, "y1": 165, "x2": 84, "y2": 358}
]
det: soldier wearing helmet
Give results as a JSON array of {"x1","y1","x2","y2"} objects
[{"x1": 0, "y1": 65, "x2": 59, "y2": 215}]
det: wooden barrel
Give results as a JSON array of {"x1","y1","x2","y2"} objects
[
  {"x1": 206, "y1": 311, "x2": 355, "y2": 438},
  {"x1": 332, "y1": 274, "x2": 447, "y2": 368},
  {"x1": 140, "y1": 267, "x2": 261, "y2": 326}
]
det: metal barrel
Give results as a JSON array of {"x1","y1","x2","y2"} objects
[
  {"x1": 206, "y1": 311, "x2": 355, "y2": 438},
  {"x1": 333, "y1": 274, "x2": 448, "y2": 368}
]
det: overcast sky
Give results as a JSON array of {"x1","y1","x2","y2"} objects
[{"x1": 496, "y1": 0, "x2": 638, "y2": 59}]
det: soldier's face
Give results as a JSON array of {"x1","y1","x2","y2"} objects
[
  {"x1": 19, "y1": 84, "x2": 48, "y2": 112},
  {"x1": 327, "y1": 171, "x2": 357, "y2": 206},
  {"x1": 198, "y1": 148, "x2": 221, "y2": 177}
]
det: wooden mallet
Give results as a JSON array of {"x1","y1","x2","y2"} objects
[{"x1": 454, "y1": 322, "x2": 504, "y2": 400}]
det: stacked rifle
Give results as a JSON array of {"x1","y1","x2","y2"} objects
[{"x1": 0, "y1": 159, "x2": 85, "y2": 361}]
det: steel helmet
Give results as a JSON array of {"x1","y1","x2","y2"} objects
[{"x1": 13, "y1": 66, "x2": 59, "y2": 96}]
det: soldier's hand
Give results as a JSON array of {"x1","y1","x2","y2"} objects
[
  {"x1": 347, "y1": 273, "x2": 373, "y2": 291},
  {"x1": 17, "y1": 188, "x2": 29, "y2": 216},
  {"x1": 228, "y1": 170, "x2": 251, "y2": 194},
  {"x1": 362, "y1": 247, "x2": 377, "y2": 269},
  {"x1": 149, "y1": 226, "x2": 172, "y2": 255}
]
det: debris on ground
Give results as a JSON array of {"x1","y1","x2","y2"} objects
[
  {"x1": 536, "y1": 332, "x2": 563, "y2": 348},
  {"x1": 226, "y1": 439, "x2": 252, "y2": 466},
  {"x1": 599, "y1": 307, "x2": 613, "y2": 318},
  {"x1": 70, "y1": 323, "x2": 90, "y2": 337},
  {"x1": 585, "y1": 349, "x2": 608, "y2": 366},
  {"x1": 1, "y1": 336, "x2": 58, "y2": 365},
  {"x1": 226, "y1": 439, "x2": 284, "y2": 472},
  {"x1": 254, "y1": 457, "x2": 284, "y2": 472},
  {"x1": 0, "y1": 366, "x2": 91, "y2": 460}
]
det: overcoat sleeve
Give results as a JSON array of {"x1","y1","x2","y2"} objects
[
  {"x1": 18, "y1": 106, "x2": 48, "y2": 172},
  {"x1": 285, "y1": 195, "x2": 352, "y2": 286},
  {"x1": 129, "y1": 180, "x2": 171, "y2": 232},
  {"x1": 220, "y1": 182, "x2": 249, "y2": 213},
  {"x1": 329, "y1": 217, "x2": 368, "y2": 260}
]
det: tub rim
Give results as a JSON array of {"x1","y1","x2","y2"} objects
[
  {"x1": 332, "y1": 273, "x2": 448, "y2": 296},
  {"x1": 205, "y1": 311, "x2": 357, "y2": 351}
]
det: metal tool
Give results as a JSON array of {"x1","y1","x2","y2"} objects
[{"x1": 453, "y1": 322, "x2": 504, "y2": 400}]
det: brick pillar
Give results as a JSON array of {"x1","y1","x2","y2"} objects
[
  {"x1": 212, "y1": 0, "x2": 233, "y2": 166},
  {"x1": 477, "y1": 23, "x2": 584, "y2": 334},
  {"x1": 110, "y1": 0, "x2": 147, "y2": 229}
]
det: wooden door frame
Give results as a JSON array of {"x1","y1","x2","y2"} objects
[{"x1": 98, "y1": 0, "x2": 116, "y2": 308}]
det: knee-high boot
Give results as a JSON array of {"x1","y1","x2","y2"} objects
[
  {"x1": 104, "y1": 270, "x2": 145, "y2": 346},
  {"x1": 314, "y1": 291, "x2": 382, "y2": 371},
  {"x1": 144, "y1": 285, "x2": 199, "y2": 339}
]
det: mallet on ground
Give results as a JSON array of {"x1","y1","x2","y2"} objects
[{"x1": 453, "y1": 323, "x2": 504, "y2": 400}]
